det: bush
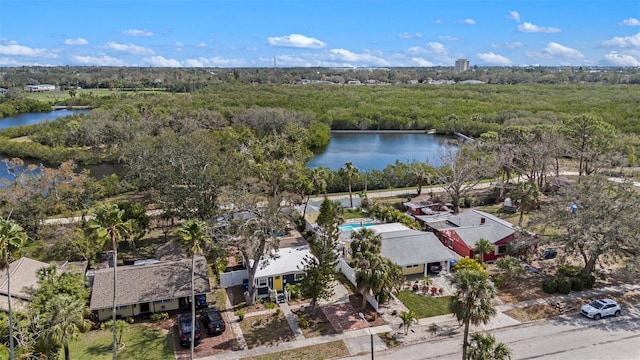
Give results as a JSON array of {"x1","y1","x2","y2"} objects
[
  {"x1": 150, "y1": 312, "x2": 169, "y2": 321},
  {"x1": 556, "y1": 277, "x2": 571, "y2": 294},
  {"x1": 581, "y1": 274, "x2": 596, "y2": 289},
  {"x1": 542, "y1": 278, "x2": 557, "y2": 294},
  {"x1": 491, "y1": 274, "x2": 507, "y2": 289},
  {"x1": 298, "y1": 316, "x2": 309, "y2": 328},
  {"x1": 570, "y1": 277, "x2": 584, "y2": 291},
  {"x1": 263, "y1": 300, "x2": 276, "y2": 309},
  {"x1": 558, "y1": 264, "x2": 583, "y2": 277},
  {"x1": 286, "y1": 284, "x2": 302, "y2": 300}
]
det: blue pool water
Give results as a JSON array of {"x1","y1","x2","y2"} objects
[{"x1": 339, "y1": 223, "x2": 374, "y2": 231}]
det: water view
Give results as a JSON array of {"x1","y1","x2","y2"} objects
[{"x1": 306, "y1": 132, "x2": 454, "y2": 171}]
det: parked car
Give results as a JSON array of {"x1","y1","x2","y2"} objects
[
  {"x1": 580, "y1": 299, "x2": 621, "y2": 320},
  {"x1": 200, "y1": 307, "x2": 226, "y2": 335},
  {"x1": 428, "y1": 263, "x2": 442, "y2": 274},
  {"x1": 177, "y1": 315, "x2": 201, "y2": 347}
]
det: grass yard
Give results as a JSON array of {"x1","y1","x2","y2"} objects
[
  {"x1": 342, "y1": 208, "x2": 368, "y2": 220},
  {"x1": 69, "y1": 323, "x2": 173, "y2": 360},
  {"x1": 239, "y1": 312, "x2": 295, "y2": 348},
  {"x1": 244, "y1": 340, "x2": 349, "y2": 360},
  {"x1": 396, "y1": 291, "x2": 453, "y2": 319}
]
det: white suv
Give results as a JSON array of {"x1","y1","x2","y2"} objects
[{"x1": 580, "y1": 299, "x2": 621, "y2": 320}]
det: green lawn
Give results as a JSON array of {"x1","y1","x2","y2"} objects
[
  {"x1": 396, "y1": 291, "x2": 453, "y2": 319},
  {"x1": 69, "y1": 323, "x2": 174, "y2": 360}
]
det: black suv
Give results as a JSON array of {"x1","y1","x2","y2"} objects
[
  {"x1": 177, "y1": 315, "x2": 201, "y2": 347},
  {"x1": 200, "y1": 308, "x2": 226, "y2": 335}
]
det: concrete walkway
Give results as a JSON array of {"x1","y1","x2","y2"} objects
[{"x1": 279, "y1": 302, "x2": 305, "y2": 341}]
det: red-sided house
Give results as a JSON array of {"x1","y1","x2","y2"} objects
[{"x1": 416, "y1": 209, "x2": 515, "y2": 263}]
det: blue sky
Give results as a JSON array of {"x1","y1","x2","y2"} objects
[{"x1": 1, "y1": 1, "x2": 639, "y2": 68}]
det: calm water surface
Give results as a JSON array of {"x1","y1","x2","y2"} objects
[{"x1": 307, "y1": 132, "x2": 454, "y2": 171}]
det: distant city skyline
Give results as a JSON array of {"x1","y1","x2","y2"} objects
[{"x1": 1, "y1": 1, "x2": 639, "y2": 68}]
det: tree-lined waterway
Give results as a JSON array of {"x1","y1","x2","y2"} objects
[{"x1": 0, "y1": 111, "x2": 453, "y2": 181}]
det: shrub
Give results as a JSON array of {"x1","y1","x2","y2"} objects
[
  {"x1": 150, "y1": 312, "x2": 169, "y2": 321},
  {"x1": 263, "y1": 301, "x2": 276, "y2": 309},
  {"x1": 556, "y1": 277, "x2": 571, "y2": 294},
  {"x1": 491, "y1": 274, "x2": 507, "y2": 289},
  {"x1": 298, "y1": 316, "x2": 309, "y2": 328},
  {"x1": 558, "y1": 264, "x2": 582, "y2": 277},
  {"x1": 126, "y1": 317, "x2": 135, "y2": 324},
  {"x1": 542, "y1": 278, "x2": 557, "y2": 294},
  {"x1": 235, "y1": 309, "x2": 246, "y2": 320},
  {"x1": 286, "y1": 284, "x2": 302, "y2": 300},
  {"x1": 570, "y1": 277, "x2": 584, "y2": 291},
  {"x1": 581, "y1": 274, "x2": 596, "y2": 289}
]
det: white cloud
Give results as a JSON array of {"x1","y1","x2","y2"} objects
[
  {"x1": 408, "y1": 42, "x2": 448, "y2": 55},
  {"x1": 602, "y1": 32, "x2": 640, "y2": 48},
  {"x1": 267, "y1": 34, "x2": 326, "y2": 49},
  {"x1": 104, "y1": 41, "x2": 154, "y2": 55},
  {"x1": 457, "y1": 18, "x2": 476, "y2": 25},
  {"x1": 439, "y1": 35, "x2": 458, "y2": 41},
  {"x1": 411, "y1": 58, "x2": 434, "y2": 66},
  {"x1": 0, "y1": 43, "x2": 47, "y2": 56},
  {"x1": 63, "y1": 38, "x2": 88, "y2": 46},
  {"x1": 121, "y1": 29, "x2": 154, "y2": 37},
  {"x1": 477, "y1": 52, "x2": 512, "y2": 65},
  {"x1": 246, "y1": 46, "x2": 258, "y2": 51},
  {"x1": 505, "y1": 41, "x2": 524, "y2": 49},
  {"x1": 602, "y1": 52, "x2": 639, "y2": 66},
  {"x1": 143, "y1": 56, "x2": 181, "y2": 67},
  {"x1": 328, "y1": 49, "x2": 390, "y2": 66},
  {"x1": 518, "y1": 22, "x2": 560, "y2": 33},
  {"x1": 507, "y1": 10, "x2": 521, "y2": 22},
  {"x1": 399, "y1": 32, "x2": 423, "y2": 39},
  {"x1": 175, "y1": 42, "x2": 184, "y2": 47},
  {"x1": 71, "y1": 55, "x2": 127, "y2": 66},
  {"x1": 620, "y1": 18, "x2": 640, "y2": 26},
  {"x1": 184, "y1": 58, "x2": 205, "y2": 67},
  {"x1": 207, "y1": 56, "x2": 246, "y2": 67},
  {"x1": 544, "y1": 42, "x2": 584, "y2": 58},
  {"x1": 196, "y1": 43, "x2": 206, "y2": 47},
  {"x1": 0, "y1": 38, "x2": 19, "y2": 45},
  {"x1": 434, "y1": 19, "x2": 443, "y2": 24}
]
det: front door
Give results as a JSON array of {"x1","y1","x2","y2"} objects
[{"x1": 274, "y1": 275, "x2": 283, "y2": 291}]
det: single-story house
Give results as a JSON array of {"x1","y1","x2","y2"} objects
[
  {"x1": 403, "y1": 198, "x2": 453, "y2": 216},
  {"x1": 252, "y1": 246, "x2": 312, "y2": 300},
  {"x1": 89, "y1": 255, "x2": 210, "y2": 321},
  {"x1": 297, "y1": 197, "x2": 363, "y2": 231},
  {"x1": 0, "y1": 257, "x2": 49, "y2": 312},
  {"x1": 417, "y1": 209, "x2": 515, "y2": 263},
  {"x1": 344, "y1": 223, "x2": 458, "y2": 276}
]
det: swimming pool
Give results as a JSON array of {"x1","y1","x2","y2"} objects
[{"x1": 339, "y1": 223, "x2": 374, "y2": 231}]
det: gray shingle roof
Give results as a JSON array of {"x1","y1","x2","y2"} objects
[
  {"x1": 440, "y1": 209, "x2": 515, "y2": 246},
  {"x1": 89, "y1": 255, "x2": 210, "y2": 310},
  {"x1": 367, "y1": 224, "x2": 456, "y2": 267},
  {"x1": 0, "y1": 257, "x2": 49, "y2": 300}
]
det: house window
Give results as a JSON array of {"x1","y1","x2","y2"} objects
[
  {"x1": 258, "y1": 278, "x2": 268, "y2": 287},
  {"x1": 294, "y1": 273, "x2": 305, "y2": 282},
  {"x1": 448, "y1": 239, "x2": 454, "y2": 249},
  {"x1": 405, "y1": 264, "x2": 419, "y2": 269},
  {"x1": 497, "y1": 245, "x2": 507, "y2": 255},
  {"x1": 154, "y1": 299, "x2": 171, "y2": 304},
  {"x1": 117, "y1": 305, "x2": 129, "y2": 310}
]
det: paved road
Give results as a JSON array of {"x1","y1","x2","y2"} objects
[{"x1": 342, "y1": 312, "x2": 640, "y2": 360}]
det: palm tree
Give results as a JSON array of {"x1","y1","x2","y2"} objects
[
  {"x1": 449, "y1": 269, "x2": 497, "y2": 360},
  {"x1": 399, "y1": 310, "x2": 418, "y2": 335},
  {"x1": 466, "y1": 332, "x2": 512, "y2": 360},
  {"x1": 474, "y1": 238, "x2": 494, "y2": 265},
  {"x1": 340, "y1": 162, "x2": 359, "y2": 208},
  {"x1": 175, "y1": 219, "x2": 211, "y2": 360},
  {"x1": 0, "y1": 218, "x2": 27, "y2": 360},
  {"x1": 495, "y1": 256, "x2": 524, "y2": 286},
  {"x1": 350, "y1": 228, "x2": 382, "y2": 264},
  {"x1": 355, "y1": 254, "x2": 386, "y2": 310},
  {"x1": 86, "y1": 204, "x2": 132, "y2": 360},
  {"x1": 41, "y1": 294, "x2": 92, "y2": 360}
]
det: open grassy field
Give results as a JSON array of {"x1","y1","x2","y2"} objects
[{"x1": 25, "y1": 88, "x2": 167, "y2": 103}]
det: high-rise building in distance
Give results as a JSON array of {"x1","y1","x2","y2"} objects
[{"x1": 455, "y1": 59, "x2": 470, "y2": 72}]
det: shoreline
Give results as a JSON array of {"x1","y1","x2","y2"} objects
[{"x1": 331, "y1": 129, "x2": 437, "y2": 134}]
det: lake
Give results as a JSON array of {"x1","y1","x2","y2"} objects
[
  {"x1": 0, "y1": 112, "x2": 454, "y2": 182},
  {"x1": 306, "y1": 131, "x2": 454, "y2": 171}
]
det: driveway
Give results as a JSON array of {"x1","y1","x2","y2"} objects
[{"x1": 174, "y1": 309, "x2": 237, "y2": 359}]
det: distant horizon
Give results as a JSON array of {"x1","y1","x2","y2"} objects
[{"x1": 1, "y1": 1, "x2": 639, "y2": 68}]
